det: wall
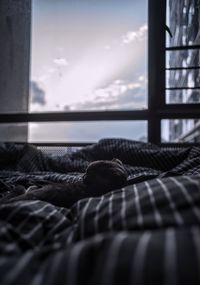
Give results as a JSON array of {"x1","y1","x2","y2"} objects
[{"x1": 0, "y1": 0, "x2": 31, "y2": 141}]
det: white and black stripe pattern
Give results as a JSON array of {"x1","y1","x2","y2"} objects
[
  {"x1": 0, "y1": 199, "x2": 199, "y2": 284},
  {"x1": 72, "y1": 176, "x2": 200, "y2": 240},
  {"x1": 0, "y1": 139, "x2": 200, "y2": 284},
  {"x1": 0, "y1": 227, "x2": 199, "y2": 285}
]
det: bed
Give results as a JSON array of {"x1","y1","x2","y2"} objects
[{"x1": 0, "y1": 138, "x2": 200, "y2": 285}]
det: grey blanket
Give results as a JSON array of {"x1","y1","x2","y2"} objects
[{"x1": 0, "y1": 139, "x2": 200, "y2": 285}]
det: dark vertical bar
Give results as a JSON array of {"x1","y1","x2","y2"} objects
[
  {"x1": 148, "y1": 0, "x2": 166, "y2": 144},
  {"x1": 0, "y1": 0, "x2": 31, "y2": 141},
  {"x1": 0, "y1": 0, "x2": 31, "y2": 112}
]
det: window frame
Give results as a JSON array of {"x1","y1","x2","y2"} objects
[
  {"x1": 0, "y1": 0, "x2": 199, "y2": 146},
  {"x1": 148, "y1": 0, "x2": 200, "y2": 145}
]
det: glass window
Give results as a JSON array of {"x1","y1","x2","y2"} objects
[
  {"x1": 166, "y1": 0, "x2": 200, "y2": 48},
  {"x1": 0, "y1": 124, "x2": 28, "y2": 142},
  {"x1": 166, "y1": 50, "x2": 200, "y2": 69},
  {"x1": 165, "y1": 0, "x2": 200, "y2": 105},
  {"x1": 166, "y1": 89, "x2": 200, "y2": 104},
  {"x1": 162, "y1": 119, "x2": 200, "y2": 143},
  {"x1": 30, "y1": 0, "x2": 148, "y2": 112},
  {"x1": 0, "y1": 121, "x2": 147, "y2": 143},
  {"x1": 28, "y1": 121, "x2": 147, "y2": 143}
]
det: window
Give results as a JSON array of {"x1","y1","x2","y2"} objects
[
  {"x1": 28, "y1": 121, "x2": 147, "y2": 143},
  {"x1": 30, "y1": 0, "x2": 148, "y2": 112},
  {"x1": 29, "y1": 0, "x2": 148, "y2": 144},
  {"x1": 162, "y1": 119, "x2": 200, "y2": 142},
  {"x1": 0, "y1": 0, "x2": 199, "y2": 145},
  {"x1": 162, "y1": 0, "x2": 200, "y2": 144}
]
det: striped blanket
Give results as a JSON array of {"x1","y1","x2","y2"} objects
[{"x1": 0, "y1": 139, "x2": 200, "y2": 285}]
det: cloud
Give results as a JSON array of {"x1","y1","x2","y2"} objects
[
  {"x1": 39, "y1": 68, "x2": 57, "y2": 82},
  {"x1": 104, "y1": 45, "x2": 111, "y2": 50},
  {"x1": 103, "y1": 23, "x2": 147, "y2": 52},
  {"x1": 67, "y1": 77, "x2": 147, "y2": 111},
  {"x1": 30, "y1": 81, "x2": 46, "y2": 106},
  {"x1": 64, "y1": 105, "x2": 71, "y2": 111},
  {"x1": 122, "y1": 24, "x2": 148, "y2": 45},
  {"x1": 53, "y1": 57, "x2": 69, "y2": 66}
]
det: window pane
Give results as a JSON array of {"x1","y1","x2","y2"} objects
[
  {"x1": 0, "y1": 124, "x2": 28, "y2": 142},
  {"x1": 166, "y1": 89, "x2": 200, "y2": 104},
  {"x1": 166, "y1": 0, "x2": 200, "y2": 48},
  {"x1": 0, "y1": 121, "x2": 147, "y2": 143},
  {"x1": 165, "y1": 0, "x2": 200, "y2": 104},
  {"x1": 166, "y1": 67, "x2": 200, "y2": 104},
  {"x1": 166, "y1": 50, "x2": 200, "y2": 69},
  {"x1": 166, "y1": 69, "x2": 200, "y2": 89},
  {"x1": 28, "y1": 121, "x2": 147, "y2": 143},
  {"x1": 162, "y1": 119, "x2": 200, "y2": 143},
  {"x1": 30, "y1": 0, "x2": 148, "y2": 112}
]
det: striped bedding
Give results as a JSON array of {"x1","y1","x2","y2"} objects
[{"x1": 0, "y1": 139, "x2": 200, "y2": 285}]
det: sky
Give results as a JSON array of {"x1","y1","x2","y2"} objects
[{"x1": 29, "y1": 0, "x2": 148, "y2": 142}]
